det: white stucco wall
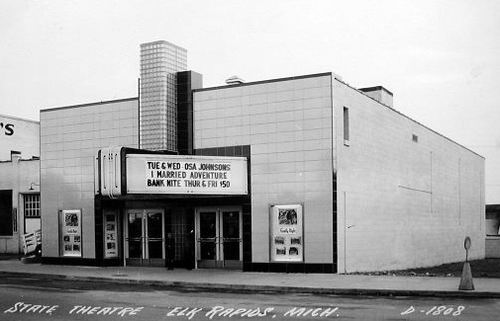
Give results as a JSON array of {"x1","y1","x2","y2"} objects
[
  {"x1": 40, "y1": 99, "x2": 138, "y2": 258},
  {"x1": 194, "y1": 75, "x2": 335, "y2": 264},
  {"x1": 334, "y1": 79, "x2": 485, "y2": 273},
  {"x1": 0, "y1": 114, "x2": 39, "y2": 161},
  {"x1": 0, "y1": 158, "x2": 39, "y2": 253},
  {"x1": 194, "y1": 74, "x2": 485, "y2": 272}
]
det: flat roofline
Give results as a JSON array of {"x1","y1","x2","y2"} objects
[
  {"x1": 140, "y1": 40, "x2": 187, "y2": 52},
  {"x1": 194, "y1": 70, "x2": 483, "y2": 159},
  {"x1": 193, "y1": 72, "x2": 333, "y2": 93},
  {"x1": 41, "y1": 97, "x2": 138, "y2": 113},
  {"x1": 335, "y1": 78, "x2": 484, "y2": 159},
  {"x1": 0, "y1": 113, "x2": 39, "y2": 124}
]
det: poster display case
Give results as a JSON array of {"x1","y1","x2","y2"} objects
[
  {"x1": 104, "y1": 210, "x2": 118, "y2": 258},
  {"x1": 60, "y1": 209, "x2": 82, "y2": 257},
  {"x1": 269, "y1": 204, "x2": 303, "y2": 262}
]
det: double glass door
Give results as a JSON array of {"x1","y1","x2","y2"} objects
[
  {"x1": 196, "y1": 207, "x2": 242, "y2": 269},
  {"x1": 126, "y1": 209, "x2": 165, "y2": 266}
]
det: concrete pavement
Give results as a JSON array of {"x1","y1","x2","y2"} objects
[{"x1": 1, "y1": 259, "x2": 500, "y2": 298}]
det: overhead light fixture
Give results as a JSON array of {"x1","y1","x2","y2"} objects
[{"x1": 29, "y1": 182, "x2": 40, "y2": 191}]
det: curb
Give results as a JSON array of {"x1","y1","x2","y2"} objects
[{"x1": 2, "y1": 271, "x2": 500, "y2": 298}]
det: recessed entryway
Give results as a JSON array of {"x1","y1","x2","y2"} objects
[{"x1": 195, "y1": 206, "x2": 242, "y2": 269}]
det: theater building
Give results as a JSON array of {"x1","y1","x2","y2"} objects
[
  {"x1": 0, "y1": 114, "x2": 40, "y2": 254},
  {"x1": 486, "y1": 204, "x2": 500, "y2": 258},
  {"x1": 39, "y1": 41, "x2": 485, "y2": 273}
]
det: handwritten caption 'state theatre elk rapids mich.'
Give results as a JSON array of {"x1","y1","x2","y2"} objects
[{"x1": 4, "y1": 302, "x2": 341, "y2": 319}]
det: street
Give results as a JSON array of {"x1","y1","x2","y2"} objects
[{"x1": 0, "y1": 275, "x2": 499, "y2": 321}]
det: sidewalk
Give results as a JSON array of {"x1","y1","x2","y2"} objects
[{"x1": 1, "y1": 259, "x2": 500, "y2": 298}]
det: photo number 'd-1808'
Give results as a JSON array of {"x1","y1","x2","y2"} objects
[{"x1": 401, "y1": 305, "x2": 465, "y2": 317}]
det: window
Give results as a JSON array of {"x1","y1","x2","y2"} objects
[
  {"x1": 343, "y1": 107, "x2": 350, "y2": 145},
  {"x1": 0, "y1": 190, "x2": 13, "y2": 236},
  {"x1": 412, "y1": 134, "x2": 418, "y2": 143},
  {"x1": 24, "y1": 194, "x2": 40, "y2": 218},
  {"x1": 486, "y1": 213, "x2": 500, "y2": 236}
]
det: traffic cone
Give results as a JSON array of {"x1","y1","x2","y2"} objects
[{"x1": 458, "y1": 262, "x2": 474, "y2": 290}]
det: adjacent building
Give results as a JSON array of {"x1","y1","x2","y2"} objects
[
  {"x1": 0, "y1": 114, "x2": 40, "y2": 254},
  {"x1": 36, "y1": 40, "x2": 487, "y2": 272},
  {"x1": 486, "y1": 204, "x2": 500, "y2": 258}
]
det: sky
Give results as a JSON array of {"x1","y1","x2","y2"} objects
[{"x1": 0, "y1": 0, "x2": 499, "y2": 203}]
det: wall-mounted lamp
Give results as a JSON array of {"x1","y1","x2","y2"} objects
[{"x1": 29, "y1": 182, "x2": 40, "y2": 191}]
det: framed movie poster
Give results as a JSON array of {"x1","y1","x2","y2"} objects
[
  {"x1": 270, "y1": 204, "x2": 303, "y2": 262},
  {"x1": 60, "y1": 209, "x2": 82, "y2": 257},
  {"x1": 104, "y1": 210, "x2": 118, "y2": 258}
]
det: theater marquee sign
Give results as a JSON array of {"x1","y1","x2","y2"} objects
[{"x1": 126, "y1": 154, "x2": 248, "y2": 195}]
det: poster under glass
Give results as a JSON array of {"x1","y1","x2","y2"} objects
[
  {"x1": 104, "y1": 210, "x2": 118, "y2": 258},
  {"x1": 60, "y1": 209, "x2": 82, "y2": 257},
  {"x1": 270, "y1": 204, "x2": 303, "y2": 262}
]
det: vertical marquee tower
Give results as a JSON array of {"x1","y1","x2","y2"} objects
[{"x1": 139, "y1": 40, "x2": 187, "y2": 151}]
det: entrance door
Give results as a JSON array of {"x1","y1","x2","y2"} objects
[
  {"x1": 125, "y1": 209, "x2": 165, "y2": 266},
  {"x1": 195, "y1": 207, "x2": 242, "y2": 269}
]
